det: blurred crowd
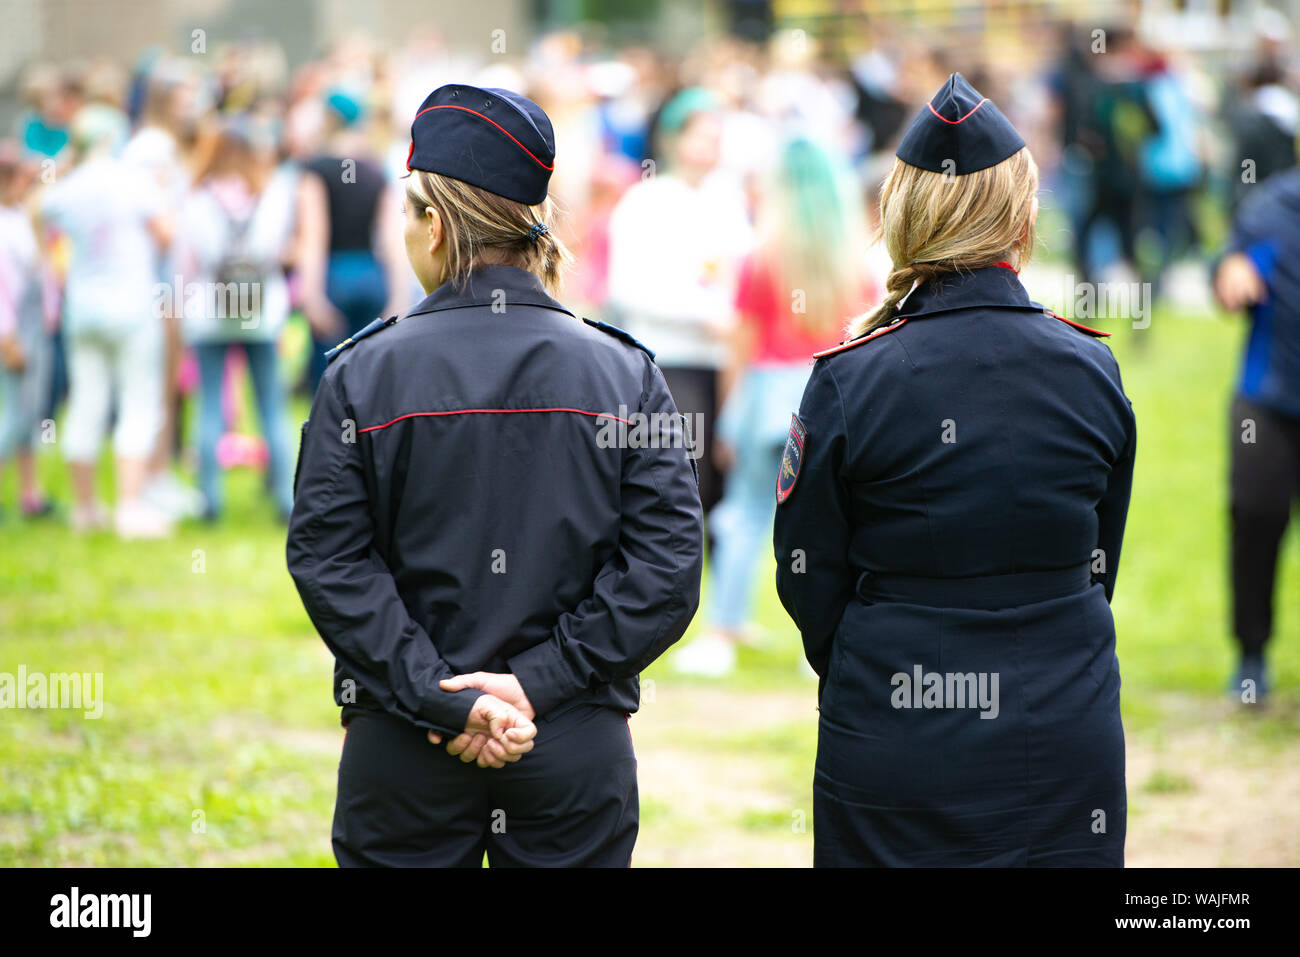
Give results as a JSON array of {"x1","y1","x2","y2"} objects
[{"x1": 2, "y1": 11, "x2": 1299, "y2": 672}]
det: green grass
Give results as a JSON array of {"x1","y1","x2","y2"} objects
[{"x1": 2, "y1": 304, "x2": 1299, "y2": 865}]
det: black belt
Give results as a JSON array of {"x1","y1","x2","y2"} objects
[{"x1": 854, "y1": 564, "x2": 1093, "y2": 611}]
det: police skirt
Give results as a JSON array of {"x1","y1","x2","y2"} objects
[{"x1": 814, "y1": 569, "x2": 1126, "y2": 867}]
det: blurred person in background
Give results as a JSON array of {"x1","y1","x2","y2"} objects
[
  {"x1": 1047, "y1": 23, "x2": 1103, "y2": 285},
  {"x1": 1075, "y1": 28, "x2": 1157, "y2": 291},
  {"x1": 1211, "y1": 144, "x2": 1300, "y2": 705},
  {"x1": 297, "y1": 87, "x2": 407, "y2": 393},
  {"x1": 124, "y1": 59, "x2": 207, "y2": 519},
  {"x1": 676, "y1": 137, "x2": 874, "y2": 677},
  {"x1": 35, "y1": 105, "x2": 174, "y2": 538},
  {"x1": 175, "y1": 116, "x2": 298, "y2": 523},
  {"x1": 847, "y1": 42, "x2": 910, "y2": 159},
  {"x1": 1227, "y1": 58, "x2": 1298, "y2": 214},
  {"x1": 1135, "y1": 45, "x2": 1204, "y2": 303},
  {"x1": 606, "y1": 86, "x2": 752, "y2": 527},
  {"x1": 0, "y1": 142, "x2": 55, "y2": 521},
  {"x1": 592, "y1": 49, "x2": 663, "y2": 168}
]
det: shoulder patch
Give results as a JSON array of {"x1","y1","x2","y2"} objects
[
  {"x1": 1046, "y1": 309, "x2": 1110, "y2": 338},
  {"x1": 324, "y1": 314, "x2": 400, "y2": 363},
  {"x1": 813, "y1": 317, "x2": 909, "y2": 359},
  {"x1": 776, "y1": 414, "x2": 806, "y2": 505},
  {"x1": 583, "y1": 317, "x2": 656, "y2": 360}
]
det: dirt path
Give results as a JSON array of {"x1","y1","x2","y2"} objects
[{"x1": 630, "y1": 687, "x2": 1300, "y2": 867}]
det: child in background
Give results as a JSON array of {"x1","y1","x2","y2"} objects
[{"x1": 0, "y1": 142, "x2": 55, "y2": 520}]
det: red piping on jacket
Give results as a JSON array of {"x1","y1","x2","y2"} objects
[
  {"x1": 358, "y1": 407, "x2": 634, "y2": 434},
  {"x1": 1048, "y1": 311, "x2": 1111, "y2": 337},
  {"x1": 409, "y1": 104, "x2": 554, "y2": 171}
]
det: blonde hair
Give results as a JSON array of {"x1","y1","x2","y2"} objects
[
  {"x1": 404, "y1": 170, "x2": 572, "y2": 294},
  {"x1": 754, "y1": 137, "x2": 869, "y2": 337},
  {"x1": 848, "y1": 147, "x2": 1039, "y2": 338}
]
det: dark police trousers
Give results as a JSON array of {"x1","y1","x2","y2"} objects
[{"x1": 332, "y1": 703, "x2": 638, "y2": 867}]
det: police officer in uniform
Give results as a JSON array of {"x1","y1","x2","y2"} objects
[
  {"x1": 287, "y1": 84, "x2": 704, "y2": 867},
  {"x1": 774, "y1": 74, "x2": 1136, "y2": 866}
]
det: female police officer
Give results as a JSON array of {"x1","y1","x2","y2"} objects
[
  {"x1": 774, "y1": 74, "x2": 1136, "y2": 867},
  {"x1": 287, "y1": 84, "x2": 704, "y2": 867}
]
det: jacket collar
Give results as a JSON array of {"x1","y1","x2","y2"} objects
[
  {"x1": 896, "y1": 262, "x2": 1043, "y2": 320},
  {"x1": 404, "y1": 264, "x2": 575, "y2": 319}
]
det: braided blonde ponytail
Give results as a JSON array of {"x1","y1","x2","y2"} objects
[{"x1": 848, "y1": 147, "x2": 1039, "y2": 339}]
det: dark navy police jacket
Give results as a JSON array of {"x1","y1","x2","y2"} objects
[
  {"x1": 775, "y1": 263, "x2": 1135, "y2": 682},
  {"x1": 287, "y1": 264, "x2": 704, "y2": 738}
]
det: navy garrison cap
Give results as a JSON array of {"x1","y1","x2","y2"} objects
[
  {"x1": 895, "y1": 73, "x2": 1025, "y2": 175},
  {"x1": 406, "y1": 84, "x2": 555, "y2": 205}
]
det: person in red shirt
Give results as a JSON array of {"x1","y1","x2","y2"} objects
[{"x1": 675, "y1": 136, "x2": 879, "y2": 677}]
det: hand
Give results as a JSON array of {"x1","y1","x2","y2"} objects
[
  {"x1": 439, "y1": 672, "x2": 536, "y2": 721},
  {"x1": 303, "y1": 295, "x2": 345, "y2": 340},
  {"x1": 426, "y1": 692, "x2": 536, "y2": 769},
  {"x1": 713, "y1": 437, "x2": 734, "y2": 473},
  {"x1": 0, "y1": 336, "x2": 24, "y2": 373},
  {"x1": 1215, "y1": 253, "x2": 1266, "y2": 311}
]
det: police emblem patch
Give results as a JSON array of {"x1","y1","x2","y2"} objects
[{"x1": 776, "y1": 414, "x2": 806, "y2": 505}]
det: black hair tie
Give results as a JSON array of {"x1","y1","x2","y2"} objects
[{"x1": 525, "y1": 222, "x2": 549, "y2": 244}]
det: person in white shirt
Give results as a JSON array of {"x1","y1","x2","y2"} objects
[
  {"x1": 121, "y1": 61, "x2": 206, "y2": 520},
  {"x1": 606, "y1": 86, "x2": 752, "y2": 520},
  {"x1": 36, "y1": 104, "x2": 174, "y2": 538}
]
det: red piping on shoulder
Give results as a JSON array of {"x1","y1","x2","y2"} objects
[
  {"x1": 1047, "y1": 310, "x2": 1111, "y2": 337},
  {"x1": 813, "y1": 317, "x2": 910, "y2": 359}
]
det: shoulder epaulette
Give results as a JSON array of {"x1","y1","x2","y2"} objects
[
  {"x1": 813, "y1": 317, "x2": 909, "y2": 360},
  {"x1": 324, "y1": 314, "x2": 400, "y2": 363},
  {"x1": 1044, "y1": 308, "x2": 1110, "y2": 338},
  {"x1": 583, "y1": 316, "x2": 656, "y2": 360}
]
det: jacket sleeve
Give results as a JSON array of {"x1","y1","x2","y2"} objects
[
  {"x1": 507, "y1": 359, "x2": 705, "y2": 718},
  {"x1": 1094, "y1": 392, "x2": 1137, "y2": 603},
  {"x1": 773, "y1": 360, "x2": 856, "y2": 677},
  {"x1": 286, "y1": 368, "x2": 483, "y2": 737},
  {"x1": 1211, "y1": 183, "x2": 1279, "y2": 285}
]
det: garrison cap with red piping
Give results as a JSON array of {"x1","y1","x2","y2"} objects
[
  {"x1": 894, "y1": 72, "x2": 1025, "y2": 175},
  {"x1": 406, "y1": 84, "x2": 555, "y2": 206}
]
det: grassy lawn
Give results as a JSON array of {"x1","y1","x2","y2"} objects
[{"x1": 2, "y1": 304, "x2": 1298, "y2": 866}]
